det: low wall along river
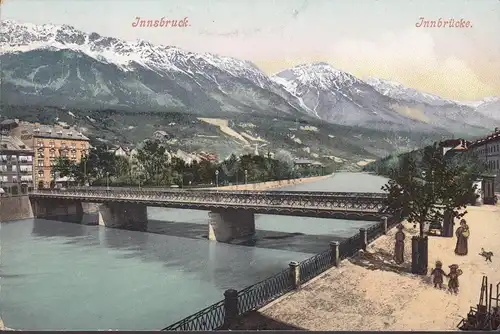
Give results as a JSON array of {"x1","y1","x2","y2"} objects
[{"x1": 209, "y1": 174, "x2": 333, "y2": 191}]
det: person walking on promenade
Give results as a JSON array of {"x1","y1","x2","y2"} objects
[
  {"x1": 447, "y1": 264, "x2": 463, "y2": 294},
  {"x1": 394, "y1": 224, "x2": 406, "y2": 264},
  {"x1": 454, "y1": 219, "x2": 470, "y2": 256},
  {"x1": 430, "y1": 260, "x2": 447, "y2": 289}
]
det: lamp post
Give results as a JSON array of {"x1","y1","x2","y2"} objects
[
  {"x1": 106, "y1": 172, "x2": 110, "y2": 191},
  {"x1": 215, "y1": 170, "x2": 219, "y2": 190},
  {"x1": 83, "y1": 157, "x2": 87, "y2": 186},
  {"x1": 244, "y1": 169, "x2": 248, "y2": 185}
]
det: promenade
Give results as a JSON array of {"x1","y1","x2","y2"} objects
[{"x1": 233, "y1": 205, "x2": 500, "y2": 331}]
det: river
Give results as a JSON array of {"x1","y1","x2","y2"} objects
[{"x1": 0, "y1": 172, "x2": 388, "y2": 330}]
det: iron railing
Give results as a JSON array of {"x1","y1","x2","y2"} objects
[
  {"x1": 237, "y1": 268, "x2": 293, "y2": 315},
  {"x1": 298, "y1": 249, "x2": 332, "y2": 284},
  {"x1": 366, "y1": 222, "x2": 385, "y2": 244},
  {"x1": 339, "y1": 232, "x2": 362, "y2": 260},
  {"x1": 162, "y1": 299, "x2": 226, "y2": 331},
  {"x1": 162, "y1": 214, "x2": 403, "y2": 331}
]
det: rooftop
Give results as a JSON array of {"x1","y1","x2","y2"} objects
[
  {"x1": 0, "y1": 135, "x2": 33, "y2": 153},
  {"x1": 469, "y1": 128, "x2": 500, "y2": 148},
  {"x1": 20, "y1": 122, "x2": 89, "y2": 141}
]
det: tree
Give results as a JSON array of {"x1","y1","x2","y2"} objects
[
  {"x1": 135, "y1": 140, "x2": 169, "y2": 185},
  {"x1": 52, "y1": 157, "x2": 74, "y2": 179},
  {"x1": 86, "y1": 146, "x2": 117, "y2": 182},
  {"x1": 52, "y1": 156, "x2": 74, "y2": 187},
  {"x1": 382, "y1": 143, "x2": 477, "y2": 274}
]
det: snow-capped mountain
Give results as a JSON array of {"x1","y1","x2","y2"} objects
[
  {"x1": 272, "y1": 63, "x2": 435, "y2": 130},
  {"x1": 0, "y1": 20, "x2": 304, "y2": 117},
  {"x1": 365, "y1": 77, "x2": 499, "y2": 130},
  {"x1": 366, "y1": 77, "x2": 456, "y2": 106},
  {"x1": 0, "y1": 20, "x2": 497, "y2": 136},
  {"x1": 272, "y1": 64, "x2": 496, "y2": 133},
  {"x1": 458, "y1": 97, "x2": 500, "y2": 121}
]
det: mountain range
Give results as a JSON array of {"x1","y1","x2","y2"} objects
[{"x1": 0, "y1": 20, "x2": 498, "y2": 164}]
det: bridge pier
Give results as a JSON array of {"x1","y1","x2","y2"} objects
[
  {"x1": 208, "y1": 209, "x2": 255, "y2": 243},
  {"x1": 30, "y1": 198, "x2": 83, "y2": 223},
  {"x1": 98, "y1": 202, "x2": 148, "y2": 231}
]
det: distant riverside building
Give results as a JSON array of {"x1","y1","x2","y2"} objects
[
  {"x1": 468, "y1": 127, "x2": 500, "y2": 189},
  {"x1": 108, "y1": 146, "x2": 130, "y2": 158},
  {"x1": 0, "y1": 134, "x2": 34, "y2": 194},
  {"x1": 441, "y1": 138, "x2": 469, "y2": 157},
  {"x1": 6, "y1": 120, "x2": 90, "y2": 189}
]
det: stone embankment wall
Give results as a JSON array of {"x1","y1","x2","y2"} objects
[
  {"x1": 209, "y1": 174, "x2": 333, "y2": 191},
  {"x1": 0, "y1": 195, "x2": 34, "y2": 222}
]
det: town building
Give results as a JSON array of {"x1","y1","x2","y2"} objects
[
  {"x1": 0, "y1": 134, "x2": 35, "y2": 194},
  {"x1": 468, "y1": 128, "x2": 500, "y2": 198},
  {"x1": 108, "y1": 145, "x2": 130, "y2": 158},
  {"x1": 469, "y1": 128, "x2": 500, "y2": 172},
  {"x1": 6, "y1": 120, "x2": 90, "y2": 189},
  {"x1": 441, "y1": 138, "x2": 469, "y2": 157}
]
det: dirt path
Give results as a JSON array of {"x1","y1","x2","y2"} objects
[{"x1": 233, "y1": 205, "x2": 500, "y2": 330}]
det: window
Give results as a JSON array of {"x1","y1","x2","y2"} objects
[
  {"x1": 38, "y1": 161, "x2": 44, "y2": 167},
  {"x1": 497, "y1": 160, "x2": 499, "y2": 169},
  {"x1": 38, "y1": 170, "x2": 44, "y2": 177}
]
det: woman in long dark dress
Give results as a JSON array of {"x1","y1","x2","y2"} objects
[
  {"x1": 394, "y1": 224, "x2": 406, "y2": 264},
  {"x1": 454, "y1": 219, "x2": 470, "y2": 256}
]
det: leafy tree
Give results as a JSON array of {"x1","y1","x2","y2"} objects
[
  {"x1": 52, "y1": 157, "x2": 74, "y2": 179},
  {"x1": 86, "y1": 145, "x2": 117, "y2": 181},
  {"x1": 382, "y1": 143, "x2": 478, "y2": 274},
  {"x1": 135, "y1": 140, "x2": 168, "y2": 185}
]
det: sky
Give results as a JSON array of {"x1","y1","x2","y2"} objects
[{"x1": 2, "y1": 0, "x2": 500, "y2": 101}]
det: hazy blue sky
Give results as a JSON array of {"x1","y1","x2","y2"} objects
[{"x1": 2, "y1": 0, "x2": 500, "y2": 100}]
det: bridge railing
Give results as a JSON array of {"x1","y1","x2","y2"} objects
[
  {"x1": 31, "y1": 187, "x2": 387, "y2": 198},
  {"x1": 29, "y1": 188, "x2": 387, "y2": 213},
  {"x1": 162, "y1": 214, "x2": 403, "y2": 331}
]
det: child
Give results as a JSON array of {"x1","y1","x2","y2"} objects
[
  {"x1": 430, "y1": 260, "x2": 447, "y2": 289},
  {"x1": 447, "y1": 264, "x2": 463, "y2": 294}
]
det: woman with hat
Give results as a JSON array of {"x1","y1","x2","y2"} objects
[
  {"x1": 394, "y1": 224, "x2": 406, "y2": 264},
  {"x1": 447, "y1": 264, "x2": 463, "y2": 294},
  {"x1": 454, "y1": 219, "x2": 470, "y2": 256}
]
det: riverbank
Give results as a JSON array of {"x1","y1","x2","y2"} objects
[
  {"x1": 0, "y1": 319, "x2": 13, "y2": 331},
  {"x1": 208, "y1": 174, "x2": 334, "y2": 191},
  {"x1": 0, "y1": 195, "x2": 33, "y2": 222},
  {"x1": 232, "y1": 204, "x2": 500, "y2": 330}
]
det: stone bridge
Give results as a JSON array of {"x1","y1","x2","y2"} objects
[{"x1": 28, "y1": 188, "x2": 388, "y2": 243}]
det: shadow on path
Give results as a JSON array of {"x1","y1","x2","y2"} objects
[
  {"x1": 349, "y1": 248, "x2": 412, "y2": 275},
  {"x1": 230, "y1": 311, "x2": 305, "y2": 330}
]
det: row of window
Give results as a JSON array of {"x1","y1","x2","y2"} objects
[
  {"x1": 487, "y1": 159, "x2": 500, "y2": 170},
  {"x1": 36, "y1": 158, "x2": 77, "y2": 167},
  {"x1": 0, "y1": 165, "x2": 32, "y2": 172},
  {"x1": 36, "y1": 140, "x2": 87, "y2": 149},
  {"x1": 0, "y1": 175, "x2": 33, "y2": 183},
  {"x1": 474, "y1": 143, "x2": 500, "y2": 155},
  {"x1": 0, "y1": 155, "x2": 33, "y2": 162},
  {"x1": 37, "y1": 152, "x2": 78, "y2": 159}
]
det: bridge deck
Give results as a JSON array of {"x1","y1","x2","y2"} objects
[{"x1": 29, "y1": 189, "x2": 387, "y2": 218}]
